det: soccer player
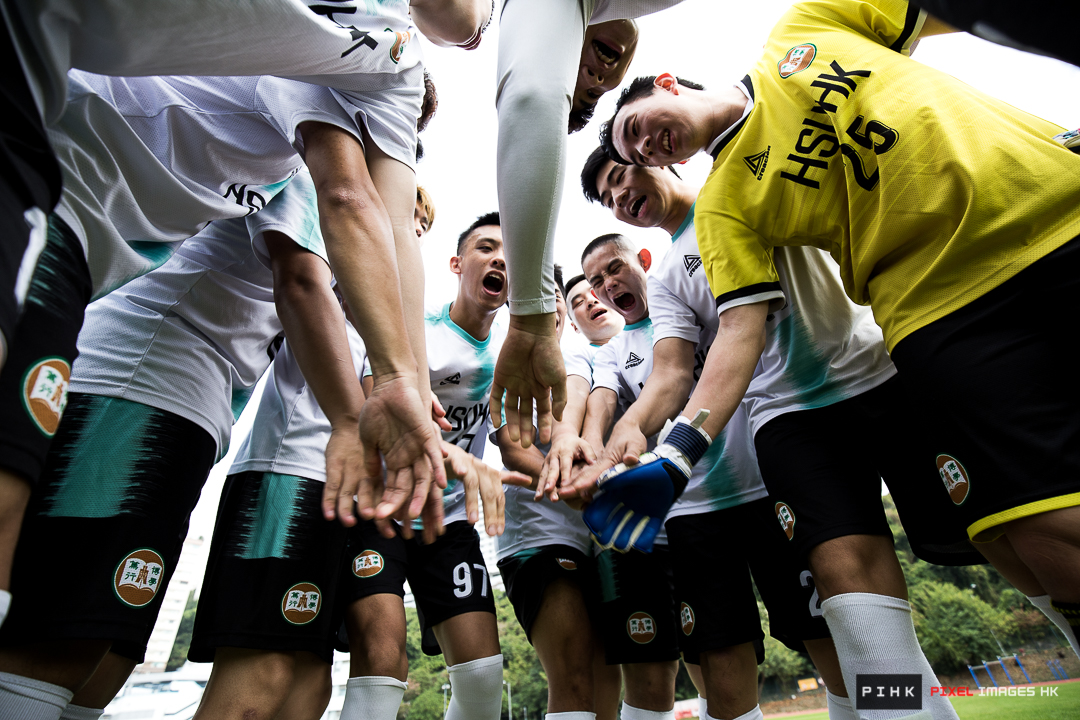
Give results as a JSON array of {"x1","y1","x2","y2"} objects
[
  {"x1": 495, "y1": 266, "x2": 622, "y2": 720},
  {"x1": 491, "y1": 0, "x2": 692, "y2": 452},
  {"x1": 579, "y1": 234, "x2": 848, "y2": 720},
  {"x1": 596, "y1": 0, "x2": 1080, "y2": 711}
]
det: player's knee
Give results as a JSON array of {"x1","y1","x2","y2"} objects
[{"x1": 447, "y1": 654, "x2": 504, "y2": 712}]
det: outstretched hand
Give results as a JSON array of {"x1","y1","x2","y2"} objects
[
  {"x1": 444, "y1": 442, "x2": 531, "y2": 537},
  {"x1": 491, "y1": 312, "x2": 566, "y2": 450},
  {"x1": 564, "y1": 420, "x2": 649, "y2": 502}
]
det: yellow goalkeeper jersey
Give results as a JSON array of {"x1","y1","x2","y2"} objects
[{"x1": 696, "y1": 0, "x2": 1080, "y2": 351}]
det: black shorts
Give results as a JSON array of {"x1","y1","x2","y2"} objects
[
  {"x1": 913, "y1": 1, "x2": 1075, "y2": 66},
  {"x1": 497, "y1": 545, "x2": 596, "y2": 643},
  {"x1": 339, "y1": 520, "x2": 496, "y2": 657},
  {"x1": 666, "y1": 498, "x2": 831, "y2": 661},
  {"x1": 189, "y1": 471, "x2": 350, "y2": 665},
  {"x1": 0, "y1": 394, "x2": 215, "y2": 659},
  {"x1": 0, "y1": 214, "x2": 91, "y2": 483},
  {"x1": 890, "y1": 235, "x2": 1080, "y2": 542},
  {"x1": 595, "y1": 545, "x2": 680, "y2": 665}
]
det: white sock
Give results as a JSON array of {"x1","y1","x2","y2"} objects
[
  {"x1": 59, "y1": 704, "x2": 104, "y2": 720},
  {"x1": 340, "y1": 676, "x2": 407, "y2": 720},
  {"x1": 446, "y1": 655, "x2": 504, "y2": 720},
  {"x1": 822, "y1": 593, "x2": 958, "y2": 720},
  {"x1": 697, "y1": 696, "x2": 708, "y2": 720},
  {"x1": 622, "y1": 703, "x2": 674, "y2": 720},
  {"x1": 707, "y1": 706, "x2": 762, "y2": 720},
  {"x1": 1028, "y1": 594, "x2": 1080, "y2": 659},
  {"x1": 547, "y1": 713, "x2": 597, "y2": 720},
  {"x1": 0, "y1": 590, "x2": 10, "y2": 628},
  {"x1": 826, "y1": 691, "x2": 858, "y2": 720},
  {"x1": 0, "y1": 672, "x2": 73, "y2": 720}
]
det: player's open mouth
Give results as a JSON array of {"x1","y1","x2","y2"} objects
[
  {"x1": 590, "y1": 307, "x2": 608, "y2": 320},
  {"x1": 593, "y1": 39, "x2": 622, "y2": 66},
  {"x1": 614, "y1": 292, "x2": 636, "y2": 311},
  {"x1": 483, "y1": 272, "x2": 505, "y2": 295},
  {"x1": 661, "y1": 129, "x2": 674, "y2": 154},
  {"x1": 629, "y1": 194, "x2": 646, "y2": 218}
]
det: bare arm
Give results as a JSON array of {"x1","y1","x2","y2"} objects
[
  {"x1": 539, "y1": 374, "x2": 598, "y2": 498},
  {"x1": 581, "y1": 387, "x2": 618, "y2": 455},
  {"x1": 410, "y1": 0, "x2": 491, "y2": 48},
  {"x1": 495, "y1": 425, "x2": 547, "y2": 487}
]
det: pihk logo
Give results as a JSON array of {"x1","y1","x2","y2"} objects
[
  {"x1": 625, "y1": 352, "x2": 644, "y2": 369},
  {"x1": 683, "y1": 255, "x2": 702, "y2": 277},
  {"x1": 855, "y1": 674, "x2": 921, "y2": 711},
  {"x1": 627, "y1": 612, "x2": 656, "y2": 644},
  {"x1": 113, "y1": 549, "x2": 165, "y2": 608},
  {"x1": 778, "y1": 43, "x2": 816, "y2": 78},
  {"x1": 680, "y1": 603, "x2": 695, "y2": 635},
  {"x1": 556, "y1": 557, "x2": 578, "y2": 570},
  {"x1": 936, "y1": 454, "x2": 970, "y2": 505},
  {"x1": 282, "y1": 582, "x2": 322, "y2": 625},
  {"x1": 775, "y1": 502, "x2": 796, "y2": 540},
  {"x1": 744, "y1": 147, "x2": 770, "y2": 180},
  {"x1": 441, "y1": 373, "x2": 461, "y2": 385},
  {"x1": 22, "y1": 357, "x2": 70, "y2": 436},
  {"x1": 353, "y1": 549, "x2": 384, "y2": 578}
]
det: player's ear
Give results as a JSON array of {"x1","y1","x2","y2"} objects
[
  {"x1": 450, "y1": 255, "x2": 463, "y2": 275},
  {"x1": 655, "y1": 73, "x2": 679, "y2": 95},
  {"x1": 638, "y1": 248, "x2": 652, "y2": 272}
]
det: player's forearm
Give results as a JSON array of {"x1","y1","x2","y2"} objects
[
  {"x1": 495, "y1": 0, "x2": 584, "y2": 316},
  {"x1": 410, "y1": 0, "x2": 490, "y2": 48},
  {"x1": 551, "y1": 375, "x2": 591, "y2": 440},
  {"x1": 582, "y1": 388, "x2": 618, "y2": 453},
  {"x1": 619, "y1": 337, "x2": 697, "y2": 438},
  {"x1": 496, "y1": 426, "x2": 546, "y2": 483},
  {"x1": 681, "y1": 302, "x2": 768, "y2": 440}
]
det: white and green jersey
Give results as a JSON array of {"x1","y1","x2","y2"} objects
[
  {"x1": 231, "y1": 320, "x2": 367, "y2": 482},
  {"x1": 592, "y1": 318, "x2": 766, "y2": 523},
  {"x1": 70, "y1": 170, "x2": 325, "y2": 460},
  {"x1": 50, "y1": 63, "x2": 421, "y2": 299},
  {"x1": 564, "y1": 341, "x2": 606, "y2": 385},
  {"x1": 648, "y1": 206, "x2": 895, "y2": 439}
]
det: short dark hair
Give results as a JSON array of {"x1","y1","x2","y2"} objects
[
  {"x1": 457, "y1": 211, "x2": 500, "y2": 255},
  {"x1": 418, "y1": 70, "x2": 438, "y2": 133},
  {"x1": 580, "y1": 146, "x2": 682, "y2": 204},
  {"x1": 554, "y1": 263, "x2": 565, "y2": 298},
  {"x1": 600, "y1": 75, "x2": 705, "y2": 165},
  {"x1": 569, "y1": 103, "x2": 597, "y2": 134},
  {"x1": 564, "y1": 273, "x2": 589, "y2": 300},
  {"x1": 581, "y1": 233, "x2": 632, "y2": 267}
]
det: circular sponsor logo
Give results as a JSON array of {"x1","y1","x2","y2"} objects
[
  {"x1": 556, "y1": 557, "x2": 578, "y2": 570},
  {"x1": 775, "y1": 501, "x2": 796, "y2": 541},
  {"x1": 113, "y1": 548, "x2": 165, "y2": 607},
  {"x1": 778, "y1": 43, "x2": 817, "y2": 79},
  {"x1": 390, "y1": 29, "x2": 411, "y2": 64},
  {"x1": 680, "y1": 602, "x2": 695, "y2": 635},
  {"x1": 936, "y1": 454, "x2": 970, "y2": 505},
  {"x1": 353, "y1": 549, "x2": 385, "y2": 578},
  {"x1": 282, "y1": 582, "x2": 322, "y2": 625},
  {"x1": 627, "y1": 611, "x2": 657, "y2": 644},
  {"x1": 21, "y1": 357, "x2": 71, "y2": 436}
]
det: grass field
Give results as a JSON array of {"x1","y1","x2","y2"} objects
[{"x1": 764, "y1": 681, "x2": 1080, "y2": 719}]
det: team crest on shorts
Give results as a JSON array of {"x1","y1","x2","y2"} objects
[
  {"x1": 21, "y1": 357, "x2": 70, "y2": 436},
  {"x1": 778, "y1": 44, "x2": 816, "y2": 78},
  {"x1": 556, "y1": 557, "x2": 578, "y2": 570},
  {"x1": 389, "y1": 29, "x2": 411, "y2": 64},
  {"x1": 680, "y1": 602, "x2": 695, "y2": 635},
  {"x1": 282, "y1": 582, "x2": 322, "y2": 625},
  {"x1": 627, "y1": 611, "x2": 657, "y2": 644},
  {"x1": 775, "y1": 502, "x2": 796, "y2": 540},
  {"x1": 113, "y1": 549, "x2": 165, "y2": 607},
  {"x1": 353, "y1": 550, "x2": 385, "y2": 578},
  {"x1": 936, "y1": 454, "x2": 970, "y2": 505}
]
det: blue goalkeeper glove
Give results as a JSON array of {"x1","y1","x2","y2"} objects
[{"x1": 583, "y1": 410, "x2": 711, "y2": 552}]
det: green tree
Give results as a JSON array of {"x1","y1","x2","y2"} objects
[
  {"x1": 910, "y1": 580, "x2": 1016, "y2": 673},
  {"x1": 165, "y1": 590, "x2": 198, "y2": 671},
  {"x1": 407, "y1": 688, "x2": 446, "y2": 720},
  {"x1": 756, "y1": 600, "x2": 813, "y2": 694}
]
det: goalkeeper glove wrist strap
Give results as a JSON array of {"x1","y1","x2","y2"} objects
[{"x1": 665, "y1": 418, "x2": 711, "y2": 468}]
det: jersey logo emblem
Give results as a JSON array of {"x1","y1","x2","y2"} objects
[
  {"x1": 113, "y1": 549, "x2": 165, "y2": 608},
  {"x1": 680, "y1": 602, "x2": 695, "y2": 635},
  {"x1": 389, "y1": 29, "x2": 411, "y2": 64},
  {"x1": 625, "y1": 352, "x2": 644, "y2": 369},
  {"x1": 353, "y1": 550, "x2": 385, "y2": 578},
  {"x1": 683, "y1": 255, "x2": 702, "y2": 277},
  {"x1": 627, "y1": 611, "x2": 656, "y2": 644},
  {"x1": 936, "y1": 454, "x2": 970, "y2": 505},
  {"x1": 22, "y1": 357, "x2": 70, "y2": 436},
  {"x1": 556, "y1": 557, "x2": 578, "y2": 570},
  {"x1": 282, "y1": 582, "x2": 322, "y2": 625},
  {"x1": 775, "y1": 502, "x2": 796, "y2": 540},
  {"x1": 744, "y1": 147, "x2": 770, "y2": 180},
  {"x1": 441, "y1": 373, "x2": 461, "y2": 385},
  {"x1": 778, "y1": 43, "x2": 816, "y2": 78}
]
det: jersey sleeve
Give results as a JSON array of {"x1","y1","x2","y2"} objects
[
  {"x1": 590, "y1": 342, "x2": 621, "y2": 394},
  {"x1": 695, "y1": 200, "x2": 786, "y2": 317},
  {"x1": 797, "y1": 0, "x2": 925, "y2": 55},
  {"x1": 648, "y1": 278, "x2": 701, "y2": 345},
  {"x1": 247, "y1": 169, "x2": 328, "y2": 269},
  {"x1": 563, "y1": 345, "x2": 594, "y2": 383}
]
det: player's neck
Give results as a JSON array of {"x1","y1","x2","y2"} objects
[
  {"x1": 661, "y1": 191, "x2": 695, "y2": 236},
  {"x1": 705, "y1": 86, "x2": 749, "y2": 150},
  {"x1": 449, "y1": 298, "x2": 496, "y2": 342}
]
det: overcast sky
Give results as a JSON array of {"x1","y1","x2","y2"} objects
[{"x1": 187, "y1": 1, "x2": 1080, "y2": 546}]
